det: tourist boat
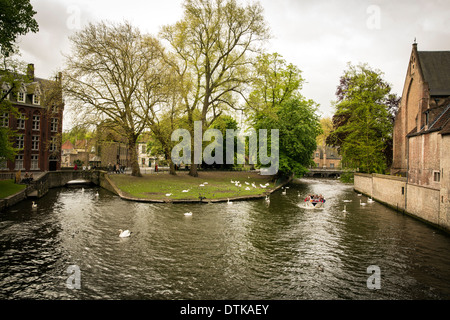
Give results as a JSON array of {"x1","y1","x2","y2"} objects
[{"x1": 300, "y1": 195, "x2": 326, "y2": 210}]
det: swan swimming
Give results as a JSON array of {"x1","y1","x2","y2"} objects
[
  {"x1": 227, "y1": 198, "x2": 233, "y2": 205},
  {"x1": 360, "y1": 199, "x2": 367, "y2": 206},
  {"x1": 118, "y1": 229, "x2": 131, "y2": 238},
  {"x1": 281, "y1": 188, "x2": 287, "y2": 195},
  {"x1": 368, "y1": 198, "x2": 375, "y2": 203},
  {"x1": 184, "y1": 212, "x2": 193, "y2": 216},
  {"x1": 343, "y1": 205, "x2": 347, "y2": 213},
  {"x1": 32, "y1": 201, "x2": 37, "y2": 209}
]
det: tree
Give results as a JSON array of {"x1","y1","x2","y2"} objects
[
  {"x1": 252, "y1": 97, "x2": 321, "y2": 176},
  {"x1": 63, "y1": 21, "x2": 166, "y2": 177},
  {"x1": 247, "y1": 52, "x2": 321, "y2": 176},
  {"x1": 316, "y1": 117, "x2": 333, "y2": 147},
  {"x1": 160, "y1": 0, "x2": 270, "y2": 177},
  {"x1": 326, "y1": 63, "x2": 400, "y2": 173},
  {"x1": 0, "y1": 0, "x2": 39, "y2": 57}
]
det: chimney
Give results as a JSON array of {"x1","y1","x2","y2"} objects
[{"x1": 27, "y1": 63, "x2": 35, "y2": 81}]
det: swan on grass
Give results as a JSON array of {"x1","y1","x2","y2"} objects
[
  {"x1": 118, "y1": 229, "x2": 131, "y2": 238},
  {"x1": 165, "y1": 193, "x2": 172, "y2": 197}
]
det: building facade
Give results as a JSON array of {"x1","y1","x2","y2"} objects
[
  {"x1": 312, "y1": 146, "x2": 342, "y2": 169},
  {"x1": 1, "y1": 64, "x2": 63, "y2": 172}
]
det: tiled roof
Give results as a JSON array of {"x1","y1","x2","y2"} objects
[{"x1": 418, "y1": 51, "x2": 450, "y2": 96}]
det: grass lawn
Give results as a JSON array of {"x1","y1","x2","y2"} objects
[
  {"x1": 0, "y1": 180, "x2": 27, "y2": 198},
  {"x1": 108, "y1": 171, "x2": 276, "y2": 201}
]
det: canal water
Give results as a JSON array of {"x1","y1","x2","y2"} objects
[{"x1": 1, "y1": 178, "x2": 450, "y2": 300}]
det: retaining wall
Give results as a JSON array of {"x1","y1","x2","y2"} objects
[{"x1": 354, "y1": 173, "x2": 449, "y2": 233}]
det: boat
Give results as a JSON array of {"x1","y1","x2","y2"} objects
[{"x1": 300, "y1": 194, "x2": 326, "y2": 210}]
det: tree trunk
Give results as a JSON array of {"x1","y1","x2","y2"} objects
[
  {"x1": 164, "y1": 147, "x2": 176, "y2": 175},
  {"x1": 128, "y1": 138, "x2": 142, "y2": 177}
]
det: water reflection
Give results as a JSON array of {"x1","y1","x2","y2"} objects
[{"x1": 1, "y1": 178, "x2": 450, "y2": 300}]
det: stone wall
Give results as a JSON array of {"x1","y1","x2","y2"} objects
[
  {"x1": 354, "y1": 173, "x2": 449, "y2": 233},
  {"x1": 354, "y1": 173, "x2": 407, "y2": 211}
]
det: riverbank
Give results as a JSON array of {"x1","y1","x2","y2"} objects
[{"x1": 106, "y1": 171, "x2": 283, "y2": 203}]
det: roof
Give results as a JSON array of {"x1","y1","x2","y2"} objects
[
  {"x1": 61, "y1": 140, "x2": 74, "y2": 150},
  {"x1": 407, "y1": 104, "x2": 450, "y2": 137},
  {"x1": 417, "y1": 51, "x2": 450, "y2": 96}
]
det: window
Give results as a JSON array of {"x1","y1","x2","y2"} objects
[
  {"x1": 49, "y1": 137, "x2": 57, "y2": 152},
  {"x1": 1, "y1": 113, "x2": 9, "y2": 127},
  {"x1": 51, "y1": 118, "x2": 58, "y2": 132},
  {"x1": 330, "y1": 163, "x2": 335, "y2": 168},
  {"x1": 17, "y1": 113, "x2": 26, "y2": 129},
  {"x1": 33, "y1": 94, "x2": 40, "y2": 105},
  {"x1": 315, "y1": 153, "x2": 319, "y2": 158},
  {"x1": 31, "y1": 155, "x2": 39, "y2": 170},
  {"x1": 51, "y1": 105, "x2": 58, "y2": 113},
  {"x1": 434, "y1": 171, "x2": 441, "y2": 182},
  {"x1": 17, "y1": 91, "x2": 25, "y2": 103},
  {"x1": 32, "y1": 115, "x2": 40, "y2": 131},
  {"x1": 2, "y1": 87, "x2": 9, "y2": 100},
  {"x1": 402, "y1": 187, "x2": 405, "y2": 195},
  {"x1": 16, "y1": 135, "x2": 24, "y2": 149},
  {"x1": 32, "y1": 135, "x2": 39, "y2": 150},
  {"x1": 15, "y1": 155, "x2": 24, "y2": 170}
]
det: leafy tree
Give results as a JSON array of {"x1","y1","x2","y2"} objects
[
  {"x1": 247, "y1": 52, "x2": 321, "y2": 176},
  {"x1": 160, "y1": 0, "x2": 270, "y2": 177},
  {"x1": 326, "y1": 63, "x2": 400, "y2": 173},
  {"x1": 63, "y1": 21, "x2": 166, "y2": 177},
  {"x1": 253, "y1": 97, "x2": 321, "y2": 176},
  {"x1": 0, "y1": 0, "x2": 39, "y2": 57}
]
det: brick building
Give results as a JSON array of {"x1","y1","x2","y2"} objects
[
  {"x1": 0, "y1": 64, "x2": 63, "y2": 172},
  {"x1": 391, "y1": 43, "x2": 449, "y2": 206},
  {"x1": 312, "y1": 146, "x2": 342, "y2": 169}
]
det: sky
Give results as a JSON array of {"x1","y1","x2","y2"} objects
[{"x1": 15, "y1": 0, "x2": 450, "y2": 130}]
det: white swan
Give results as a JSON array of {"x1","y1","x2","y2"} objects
[
  {"x1": 252, "y1": 183, "x2": 257, "y2": 188},
  {"x1": 343, "y1": 200, "x2": 352, "y2": 203},
  {"x1": 118, "y1": 229, "x2": 131, "y2": 238},
  {"x1": 95, "y1": 192, "x2": 99, "y2": 197},
  {"x1": 184, "y1": 212, "x2": 193, "y2": 216},
  {"x1": 245, "y1": 187, "x2": 250, "y2": 190},
  {"x1": 357, "y1": 193, "x2": 362, "y2": 196},
  {"x1": 165, "y1": 193, "x2": 172, "y2": 196},
  {"x1": 368, "y1": 198, "x2": 375, "y2": 203},
  {"x1": 227, "y1": 198, "x2": 233, "y2": 205},
  {"x1": 245, "y1": 182, "x2": 250, "y2": 185},
  {"x1": 343, "y1": 205, "x2": 347, "y2": 213},
  {"x1": 32, "y1": 201, "x2": 37, "y2": 209},
  {"x1": 199, "y1": 184, "x2": 205, "y2": 187},
  {"x1": 281, "y1": 187, "x2": 287, "y2": 195},
  {"x1": 182, "y1": 189, "x2": 190, "y2": 193},
  {"x1": 265, "y1": 195, "x2": 270, "y2": 203},
  {"x1": 360, "y1": 199, "x2": 367, "y2": 206},
  {"x1": 81, "y1": 188, "x2": 84, "y2": 193}
]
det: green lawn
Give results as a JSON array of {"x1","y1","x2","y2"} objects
[
  {"x1": 108, "y1": 171, "x2": 276, "y2": 201},
  {"x1": 0, "y1": 180, "x2": 27, "y2": 198}
]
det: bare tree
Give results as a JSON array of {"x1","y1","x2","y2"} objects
[
  {"x1": 63, "y1": 21, "x2": 165, "y2": 177},
  {"x1": 160, "y1": 0, "x2": 270, "y2": 177}
]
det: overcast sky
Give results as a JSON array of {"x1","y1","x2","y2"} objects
[{"x1": 15, "y1": 0, "x2": 450, "y2": 130}]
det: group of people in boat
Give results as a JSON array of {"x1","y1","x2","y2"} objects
[{"x1": 304, "y1": 194, "x2": 326, "y2": 206}]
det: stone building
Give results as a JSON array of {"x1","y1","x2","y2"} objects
[{"x1": 1, "y1": 64, "x2": 64, "y2": 172}]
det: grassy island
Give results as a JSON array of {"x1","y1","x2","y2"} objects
[{"x1": 107, "y1": 171, "x2": 277, "y2": 202}]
